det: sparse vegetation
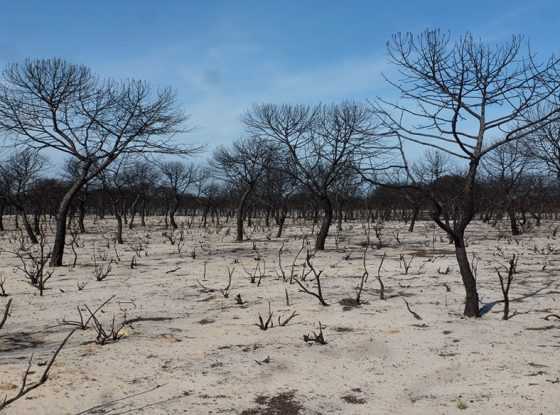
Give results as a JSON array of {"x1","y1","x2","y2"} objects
[{"x1": 0, "y1": 20, "x2": 559, "y2": 415}]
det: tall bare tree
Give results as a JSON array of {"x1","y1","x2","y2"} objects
[
  {"x1": 369, "y1": 30, "x2": 560, "y2": 316},
  {"x1": 0, "y1": 58, "x2": 195, "y2": 266},
  {"x1": 244, "y1": 102, "x2": 375, "y2": 250}
]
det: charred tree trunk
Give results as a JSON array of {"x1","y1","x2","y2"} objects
[
  {"x1": 50, "y1": 165, "x2": 89, "y2": 267},
  {"x1": 276, "y1": 206, "x2": 288, "y2": 238},
  {"x1": 33, "y1": 211, "x2": 40, "y2": 235},
  {"x1": 454, "y1": 163, "x2": 480, "y2": 317},
  {"x1": 128, "y1": 194, "x2": 141, "y2": 230},
  {"x1": 315, "y1": 196, "x2": 333, "y2": 250},
  {"x1": 169, "y1": 196, "x2": 179, "y2": 230},
  {"x1": 236, "y1": 188, "x2": 252, "y2": 242},
  {"x1": 0, "y1": 203, "x2": 4, "y2": 231},
  {"x1": 265, "y1": 206, "x2": 271, "y2": 228},
  {"x1": 201, "y1": 205, "x2": 209, "y2": 228},
  {"x1": 408, "y1": 205, "x2": 419, "y2": 232},
  {"x1": 20, "y1": 210, "x2": 38, "y2": 244},
  {"x1": 140, "y1": 199, "x2": 147, "y2": 227},
  {"x1": 507, "y1": 206, "x2": 520, "y2": 236},
  {"x1": 78, "y1": 198, "x2": 86, "y2": 233},
  {"x1": 115, "y1": 211, "x2": 124, "y2": 244},
  {"x1": 431, "y1": 161, "x2": 481, "y2": 317},
  {"x1": 454, "y1": 234, "x2": 480, "y2": 317}
]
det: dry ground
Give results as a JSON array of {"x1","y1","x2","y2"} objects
[{"x1": 0, "y1": 217, "x2": 559, "y2": 414}]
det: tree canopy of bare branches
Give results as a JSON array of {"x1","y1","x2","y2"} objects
[
  {"x1": 0, "y1": 58, "x2": 197, "y2": 266},
  {"x1": 244, "y1": 102, "x2": 377, "y2": 250},
  {"x1": 369, "y1": 30, "x2": 560, "y2": 316},
  {"x1": 212, "y1": 136, "x2": 277, "y2": 241}
]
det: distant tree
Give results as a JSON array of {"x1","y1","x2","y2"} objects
[
  {"x1": 244, "y1": 102, "x2": 375, "y2": 250},
  {"x1": 212, "y1": 137, "x2": 276, "y2": 241},
  {"x1": 123, "y1": 161, "x2": 160, "y2": 229},
  {"x1": 159, "y1": 161, "x2": 198, "y2": 229},
  {"x1": 482, "y1": 141, "x2": 533, "y2": 235},
  {"x1": 63, "y1": 159, "x2": 90, "y2": 233},
  {"x1": 0, "y1": 148, "x2": 46, "y2": 243},
  {"x1": 195, "y1": 168, "x2": 225, "y2": 228},
  {"x1": 526, "y1": 108, "x2": 560, "y2": 191}
]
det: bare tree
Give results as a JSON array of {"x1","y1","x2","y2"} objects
[
  {"x1": 0, "y1": 58, "x2": 196, "y2": 266},
  {"x1": 0, "y1": 148, "x2": 46, "y2": 243},
  {"x1": 212, "y1": 137, "x2": 276, "y2": 241},
  {"x1": 99, "y1": 158, "x2": 133, "y2": 244},
  {"x1": 244, "y1": 102, "x2": 375, "y2": 250},
  {"x1": 63, "y1": 158, "x2": 91, "y2": 233},
  {"x1": 369, "y1": 30, "x2": 560, "y2": 317},
  {"x1": 254, "y1": 160, "x2": 297, "y2": 237},
  {"x1": 124, "y1": 161, "x2": 160, "y2": 229},
  {"x1": 482, "y1": 141, "x2": 533, "y2": 235},
  {"x1": 159, "y1": 161, "x2": 198, "y2": 229},
  {"x1": 195, "y1": 168, "x2": 224, "y2": 228}
]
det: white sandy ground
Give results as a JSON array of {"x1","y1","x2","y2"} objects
[{"x1": 0, "y1": 217, "x2": 559, "y2": 414}]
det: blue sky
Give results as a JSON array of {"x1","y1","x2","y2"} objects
[{"x1": 0, "y1": 1, "x2": 558, "y2": 155}]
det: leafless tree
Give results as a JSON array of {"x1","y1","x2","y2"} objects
[
  {"x1": 244, "y1": 102, "x2": 376, "y2": 250},
  {"x1": 254, "y1": 159, "x2": 297, "y2": 237},
  {"x1": 482, "y1": 141, "x2": 534, "y2": 235},
  {"x1": 368, "y1": 30, "x2": 560, "y2": 317},
  {"x1": 212, "y1": 137, "x2": 276, "y2": 241},
  {"x1": 195, "y1": 168, "x2": 224, "y2": 228},
  {"x1": 159, "y1": 161, "x2": 198, "y2": 229},
  {"x1": 0, "y1": 58, "x2": 197, "y2": 266},
  {"x1": 0, "y1": 148, "x2": 46, "y2": 243},
  {"x1": 99, "y1": 156, "x2": 148, "y2": 244},
  {"x1": 124, "y1": 161, "x2": 160, "y2": 229},
  {"x1": 63, "y1": 158, "x2": 89, "y2": 233},
  {"x1": 496, "y1": 254, "x2": 518, "y2": 320}
]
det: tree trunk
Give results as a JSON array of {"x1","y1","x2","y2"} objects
[
  {"x1": 78, "y1": 198, "x2": 86, "y2": 233},
  {"x1": 33, "y1": 211, "x2": 41, "y2": 235},
  {"x1": 115, "y1": 212, "x2": 124, "y2": 244},
  {"x1": 265, "y1": 207, "x2": 271, "y2": 228},
  {"x1": 236, "y1": 188, "x2": 252, "y2": 242},
  {"x1": 315, "y1": 196, "x2": 333, "y2": 250},
  {"x1": 169, "y1": 197, "x2": 179, "y2": 229},
  {"x1": 336, "y1": 207, "x2": 343, "y2": 232},
  {"x1": 20, "y1": 210, "x2": 38, "y2": 244},
  {"x1": 276, "y1": 206, "x2": 288, "y2": 238},
  {"x1": 140, "y1": 199, "x2": 146, "y2": 226},
  {"x1": 454, "y1": 236, "x2": 480, "y2": 317},
  {"x1": 507, "y1": 206, "x2": 520, "y2": 236},
  {"x1": 201, "y1": 206, "x2": 209, "y2": 228},
  {"x1": 408, "y1": 206, "x2": 419, "y2": 232},
  {"x1": 50, "y1": 173, "x2": 88, "y2": 266},
  {"x1": 128, "y1": 194, "x2": 141, "y2": 230}
]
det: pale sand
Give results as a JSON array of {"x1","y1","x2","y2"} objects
[{"x1": 0, "y1": 218, "x2": 559, "y2": 414}]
